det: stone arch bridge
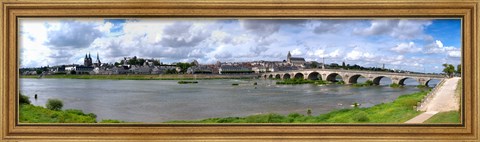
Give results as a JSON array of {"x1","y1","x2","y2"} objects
[{"x1": 262, "y1": 69, "x2": 445, "y2": 86}]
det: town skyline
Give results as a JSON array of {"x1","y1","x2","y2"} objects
[{"x1": 19, "y1": 18, "x2": 461, "y2": 73}]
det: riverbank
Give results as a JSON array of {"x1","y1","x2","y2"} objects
[
  {"x1": 19, "y1": 94, "x2": 124, "y2": 123},
  {"x1": 423, "y1": 78, "x2": 462, "y2": 123},
  {"x1": 20, "y1": 74, "x2": 256, "y2": 80},
  {"x1": 166, "y1": 90, "x2": 429, "y2": 123}
]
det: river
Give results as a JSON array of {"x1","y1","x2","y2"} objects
[{"x1": 20, "y1": 78, "x2": 439, "y2": 122}]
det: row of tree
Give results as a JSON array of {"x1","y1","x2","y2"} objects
[{"x1": 442, "y1": 64, "x2": 461, "y2": 77}]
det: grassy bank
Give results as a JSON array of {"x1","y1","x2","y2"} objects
[
  {"x1": 20, "y1": 104, "x2": 97, "y2": 123},
  {"x1": 19, "y1": 93, "x2": 124, "y2": 123},
  {"x1": 166, "y1": 91, "x2": 428, "y2": 123},
  {"x1": 20, "y1": 74, "x2": 255, "y2": 80},
  {"x1": 424, "y1": 111, "x2": 460, "y2": 123}
]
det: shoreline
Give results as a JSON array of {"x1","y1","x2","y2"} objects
[
  {"x1": 20, "y1": 74, "x2": 258, "y2": 80},
  {"x1": 165, "y1": 90, "x2": 430, "y2": 123}
]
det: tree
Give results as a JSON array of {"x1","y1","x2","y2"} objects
[
  {"x1": 456, "y1": 64, "x2": 461, "y2": 75},
  {"x1": 152, "y1": 60, "x2": 161, "y2": 66},
  {"x1": 128, "y1": 56, "x2": 138, "y2": 65},
  {"x1": 442, "y1": 64, "x2": 455, "y2": 77},
  {"x1": 310, "y1": 62, "x2": 318, "y2": 68},
  {"x1": 46, "y1": 99, "x2": 63, "y2": 111},
  {"x1": 176, "y1": 62, "x2": 193, "y2": 74},
  {"x1": 138, "y1": 59, "x2": 146, "y2": 66},
  {"x1": 342, "y1": 62, "x2": 346, "y2": 69}
]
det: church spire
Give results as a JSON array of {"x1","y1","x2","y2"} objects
[{"x1": 96, "y1": 52, "x2": 101, "y2": 64}]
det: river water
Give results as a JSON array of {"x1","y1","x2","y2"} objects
[{"x1": 20, "y1": 78, "x2": 439, "y2": 122}]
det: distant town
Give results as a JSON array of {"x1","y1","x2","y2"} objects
[{"x1": 20, "y1": 51, "x2": 440, "y2": 76}]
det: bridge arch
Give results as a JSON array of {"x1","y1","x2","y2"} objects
[
  {"x1": 283, "y1": 73, "x2": 291, "y2": 79},
  {"x1": 372, "y1": 76, "x2": 392, "y2": 85},
  {"x1": 268, "y1": 74, "x2": 274, "y2": 79},
  {"x1": 263, "y1": 75, "x2": 267, "y2": 79},
  {"x1": 398, "y1": 77, "x2": 419, "y2": 86},
  {"x1": 348, "y1": 74, "x2": 367, "y2": 84},
  {"x1": 425, "y1": 79, "x2": 441, "y2": 87},
  {"x1": 326, "y1": 73, "x2": 343, "y2": 82},
  {"x1": 294, "y1": 73, "x2": 304, "y2": 79},
  {"x1": 307, "y1": 72, "x2": 322, "y2": 80},
  {"x1": 275, "y1": 74, "x2": 281, "y2": 79}
]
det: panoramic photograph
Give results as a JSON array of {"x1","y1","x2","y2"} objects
[{"x1": 18, "y1": 18, "x2": 461, "y2": 124}]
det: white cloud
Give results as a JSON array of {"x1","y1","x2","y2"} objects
[
  {"x1": 355, "y1": 19, "x2": 432, "y2": 40},
  {"x1": 291, "y1": 48, "x2": 302, "y2": 56},
  {"x1": 391, "y1": 42, "x2": 421, "y2": 53}
]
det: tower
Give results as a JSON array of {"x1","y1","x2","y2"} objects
[
  {"x1": 287, "y1": 51, "x2": 292, "y2": 63},
  {"x1": 96, "y1": 52, "x2": 101, "y2": 65},
  {"x1": 84, "y1": 53, "x2": 93, "y2": 67}
]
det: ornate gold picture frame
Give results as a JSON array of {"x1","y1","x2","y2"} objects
[{"x1": 1, "y1": 0, "x2": 478, "y2": 141}]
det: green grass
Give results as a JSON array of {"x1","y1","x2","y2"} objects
[
  {"x1": 165, "y1": 91, "x2": 429, "y2": 123},
  {"x1": 424, "y1": 111, "x2": 460, "y2": 123},
  {"x1": 352, "y1": 80, "x2": 374, "y2": 87},
  {"x1": 20, "y1": 74, "x2": 254, "y2": 80},
  {"x1": 19, "y1": 104, "x2": 97, "y2": 123},
  {"x1": 389, "y1": 83, "x2": 402, "y2": 88}
]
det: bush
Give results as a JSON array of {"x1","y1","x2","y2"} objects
[
  {"x1": 19, "y1": 93, "x2": 31, "y2": 104},
  {"x1": 390, "y1": 83, "x2": 402, "y2": 88},
  {"x1": 46, "y1": 99, "x2": 63, "y2": 111},
  {"x1": 352, "y1": 111, "x2": 369, "y2": 122}
]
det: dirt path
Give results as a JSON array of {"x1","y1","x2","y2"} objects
[
  {"x1": 405, "y1": 77, "x2": 460, "y2": 123},
  {"x1": 425, "y1": 77, "x2": 460, "y2": 112}
]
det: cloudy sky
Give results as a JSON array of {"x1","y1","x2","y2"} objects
[{"x1": 19, "y1": 18, "x2": 461, "y2": 73}]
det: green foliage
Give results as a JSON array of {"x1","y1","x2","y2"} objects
[
  {"x1": 153, "y1": 60, "x2": 161, "y2": 66},
  {"x1": 442, "y1": 63, "x2": 455, "y2": 77},
  {"x1": 70, "y1": 70, "x2": 76, "y2": 74},
  {"x1": 36, "y1": 70, "x2": 43, "y2": 75},
  {"x1": 335, "y1": 80, "x2": 345, "y2": 84},
  {"x1": 46, "y1": 99, "x2": 63, "y2": 111},
  {"x1": 456, "y1": 64, "x2": 461, "y2": 74},
  {"x1": 424, "y1": 111, "x2": 460, "y2": 123},
  {"x1": 19, "y1": 93, "x2": 31, "y2": 104},
  {"x1": 19, "y1": 104, "x2": 97, "y2": 123},
  {"x1": 352, "y1": 111, "x2": 369, "y2": 122},
  {"x1": 352, "y1": 80, "x2": 374, "y2": 87},
  {"x1": 310, "y1": 61, "x2": 319, "y2": 68},
  {"x1": 416, "y1": 85, "x2": 427, "y2": 88},
  {"x1": 390, "y1": 83, "x2": 402, "y2": 88},
  {"x1": 165, "y1": 91, "x2": 429, "y2": 123},
  {"x1": 307, "y1": 108, "x2": 312, "y2": 116},
  {"x1": 176, "y1": 62, "x2": 194, "y2": 74}
]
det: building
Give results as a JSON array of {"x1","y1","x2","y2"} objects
[
  {"x1": 219, "y1": 65, "x2": 253, "y2": 74},
  {"x1": 84, "y1": 53, "x2": 93, "y2": 67},
  {"x1": 187, "y1": 65, "x2": 213, "y2": 74},
  {"x1": 287, "y1": 51, "x2": 306, "y2": 67}
]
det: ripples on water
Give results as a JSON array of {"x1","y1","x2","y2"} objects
[{"x1": 20, "y1": 78, "x2": 438, "y2": 122}]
